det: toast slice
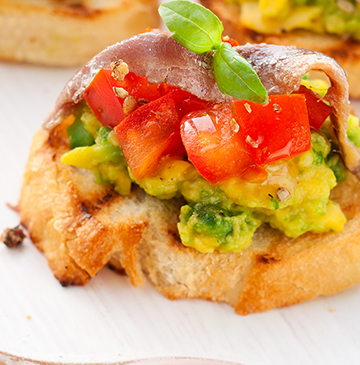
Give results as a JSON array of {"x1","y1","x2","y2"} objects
[
  {"x1": 200, "y1": 0, "x2": 360, "y2": 99},
  {"x1": 0, "y1": 0, "x2": 159, "y2": 66},
  {"x1": 19, "y1": 118, "x2": 360, "y2": 315}
]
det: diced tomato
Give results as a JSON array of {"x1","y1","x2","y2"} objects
[
  {"x1": 84, "y1": 68, "x2": 127, "y2": 128},
  {"x1": 84, "y1": 69, "x2": 169, "y2": 129},
  {"x1": 84, "y1": 66, "x2": 218, "y2": 131},
  {"x1": 233, "y1": 94, "x2": 311, "y2": 166},
  {"x1": 86, "y1": 67, "x2": 316, "y2": 186},
  {"x1": 115, "y1": 91, "x2": 186, "y2": 179},
  {"x1": 178, "y1": 95, "x2": 216, "y2": 119},
  {"x1": 158, "y1": 85, "x2": 215, "y2": 118},
  {"x1": 116, "y1": 71, "x2": 162, "y2": 103},
  {"x1": 221, "y1": 36, "x2": 239, "y2": 47},
  {"x1": 113, "y1": 71, "x2": 200, "y2": 107},
  {"x1": 158, "y1": 83, "x2": 184, "y2": 97},
  {"x1": 295, "y1": 85, "x2": 332, "y2": 130},
  {"x1": 180, "y1": 103, "x2": 257, "y2": 184}
]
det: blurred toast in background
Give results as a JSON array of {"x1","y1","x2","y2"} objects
[{"x1": 0, "y1": 0, "x2": 159, "y2": 66}]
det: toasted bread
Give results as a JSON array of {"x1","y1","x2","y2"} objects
[
  {"x1": 0, "y1": 0, "x2": 159, "y2": 66},
  {"x1": 19, "y1": 118, "x2": 360, "y2": 315},
  {"x1": 200, "y1": 0, "x2": 360, "y2": 99}
]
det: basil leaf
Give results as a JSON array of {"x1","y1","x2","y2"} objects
[
  {"x1": 213, "y1": 43, "x2": 269, "y2": 103},
  {"x1": 159, "y1": 0, "x2": 223, "y2": 54}
]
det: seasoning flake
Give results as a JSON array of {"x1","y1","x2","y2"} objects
[
  {"x1": 123, "y1": 96, "x2": 138, "y2": 115},
  {"x1": 113, "y1": 87, "x2": 128, "y2": 98},
  {"x1": 1, "y1": 225, "x2": 26, "y2": 248},
  {"x1": 276, "y1": 187, "x2": 291, "y2": 202},
  {"x1": 246, "y1": 135, "x2": 259, "y2": 148},
  {"x1": 244, "y1": 103, "x2": 252, "y2": 113},
  {"x1": 111, "y1": 59, "x2": 129, "y2": 81}
]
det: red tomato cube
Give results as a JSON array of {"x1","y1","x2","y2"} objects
[
  {"x1": 84, "y1": 68, "x2": 127, "y2": 128},
  {"x1": 295, "y1": 85, "x2": 332, "y2": 131},
  {"x1": 233, "y1": 94, "x2": 311, "y2": 166},
  {"x1": 181, "y1": 103, "x2": 256, "y2": 184},
  {"x1": 115, "y1": 92, "x2": 186, "y2": 179}
]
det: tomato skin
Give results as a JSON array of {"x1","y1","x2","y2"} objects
[
  {"x1": 178, "y1": 96, "x2": 216, "y2": 119},
  {"x1": 221, "y1": 36, "x2": 239, "y2": 47},
  {"x1": 180, "y1": 103, "x2": 256, "y2": 184},
  {"x1": 233, "y1": 94, "x2": 311, "y2": 166},
  {"x1": 84, "y1": 69, "x2": 168, "y2": 129},
  {"x1": 158, "y1": 85, "x2": 215, "y2": 118},
  {"x1": 115, "y1": 91, "x2": 186, "y2": 179},
  {"x1": 117, "y1": 71, "x2": 163, "y2": 102},
  {"x1": 295, "y1": 85, "x2": 332, "y2": 130},
  {"x1": 84, "y1": 68, "x2": 127, "y2": 128},
  {"x1": 158, "y1": 83, "x2": 184, "y2": 97}
]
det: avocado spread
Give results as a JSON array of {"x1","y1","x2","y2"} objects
[
  {"x1": 61, "y1": 79, "x2": 360, "y2": 254},
  {"x1": 233, "y1": 0, "x2": 360, "y2": 41}
]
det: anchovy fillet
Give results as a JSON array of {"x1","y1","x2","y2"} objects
[{"x1": 43, "y1": 31, "x2": 360, "y2": 178}]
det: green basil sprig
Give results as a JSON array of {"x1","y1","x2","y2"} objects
[
  {"x1": 158, "y1": 0, "x2": 223, "y2": 53},
  {"x1": 159, "y1": 0, "x2": 268, "y2": 103},
  {"x1": 213, "y1": 42, "x2": 268, "y2": 102}
]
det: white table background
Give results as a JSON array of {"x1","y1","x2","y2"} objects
[{"x1": 1, "y1": 20, "x2": 360, "y2": 365}]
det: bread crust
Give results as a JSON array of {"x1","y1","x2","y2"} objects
[
  {"x1": 200, "y1": 0, "x2": 360, "y2": 99},
  {"x1": 19, "y1": 121, "x2": 360, "y2": 314},
  {"x1": 0, "y1": 0, "x2": 159, "y2": 66}
]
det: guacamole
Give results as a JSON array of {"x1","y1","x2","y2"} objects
[
  {"x1": 234, "y1": 0, "x2": 360, "y2": 40},
  {"x1": 61, "y1": 81, "x2": 360, "y2": 254}
]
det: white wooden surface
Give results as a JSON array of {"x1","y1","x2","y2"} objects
[{"x1": 1, "y1": 60, "x2": 360, "y2": 365}]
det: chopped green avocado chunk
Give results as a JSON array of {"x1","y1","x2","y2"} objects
[
  {"x1": 63, "y1": 127, "x2": 125, "y2": 168},
  {"x1": 347, "y1": 115, "x2": 360, "y2": 148},
  {"x1": 67, "y1": 118, "x2": 95, "y2": 149},
  {"x1": 93, "y1": 163, "x2": 132, "y2": 196},
  {"x1": 66, "y1": 104, "x2": 101, "y2": 149},
  {"x1": 178, "y1": 203, "x2": 261, "y2": 253},
  {"x1": 320, "y1": 114, "x2": 360, "y2": 183},
  {"x1": 326, "y1": 152, "x2": 347, "y2": 183},
  {"x1": 62, "y1": 123, "x2": 132, "y2": 195},
  {"x1": 348, "y1": 125, "x2": 360, "y2": 148}
]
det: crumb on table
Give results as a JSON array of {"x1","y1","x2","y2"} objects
[{"x1": 1, "y1": 225, "x2": 26, "y2": 248}]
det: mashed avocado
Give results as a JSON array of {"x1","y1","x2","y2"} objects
[
  {"x1": 235, "y1": 0, "x2": 360, "y2": 40},
  {"x1": 61, "y1": 84, "x2": 360, "y2": 254},
  {"x1": 61, "y1": 108, "x2": 132, "y2": 196},
  {"x1": 178, "y1": 203, "x2": 261, "y2": 253}
]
